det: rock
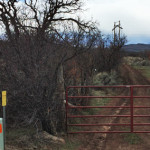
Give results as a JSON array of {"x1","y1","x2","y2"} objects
[
  {"x1": 35, "y1": 131, "x2": 65, "y2": 144},
  {"x1": 64, "y1": 100, "x2": 75, "y2": 107}
]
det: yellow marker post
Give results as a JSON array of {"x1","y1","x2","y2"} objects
[
  {"x1": 2, "y1": 91, "x2": 6, "y2": 150},
  {"x1": 2, "y1": 91, "x2": 6, "y2": 107}
]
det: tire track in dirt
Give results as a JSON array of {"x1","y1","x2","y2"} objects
[
  {"x1": 120, "y1": 64, "x2": 150, "y2": 85},
  {"x1": 103, "y1": 64, "x2": 150, "y2": 150},
  {"x1": 77, "y1": 64, "x2": 150, "y2": 150}
]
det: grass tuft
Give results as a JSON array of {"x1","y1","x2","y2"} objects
[
  {"x1": 120, "y1": 127, "x2": 142, "y2": 145},
  {"x1": 61, "y1": 139, "x2": 81, "y2": 150},
  {"x1": 122, "y1": 133, "x2": 142, "y2": 144}
]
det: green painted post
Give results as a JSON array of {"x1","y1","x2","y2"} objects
[
  {"x1": 0, "y1": 118, "x2": 4, "y2": 150},
  {"x1": 2, "y1": 108, "x2": 5, "y2": 150}
]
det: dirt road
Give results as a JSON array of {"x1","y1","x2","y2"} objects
[{"x1": 77, "y1": 64, "x2": 150, "y2": 150}]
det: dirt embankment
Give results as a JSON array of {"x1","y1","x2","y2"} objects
[{"x1": 77, "y1": 64, "x2": 150, "y2": 150}]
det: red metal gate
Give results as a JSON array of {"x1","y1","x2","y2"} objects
[{"x1": 66, "y1": 85, "x2": 150, "y2": 134}]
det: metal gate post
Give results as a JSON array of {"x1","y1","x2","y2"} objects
[{"x1": 130, "y1": 86, "x2": 134, "y2": 133}]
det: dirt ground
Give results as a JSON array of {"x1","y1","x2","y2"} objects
[{"x1": 75, "y1": 64, "x2": 150, "y2": 150}]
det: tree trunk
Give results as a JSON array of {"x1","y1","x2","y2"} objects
[
  {"x1": 41, "y1": 64, "x2": 65, "y2": 135},
  {"x1": 55, "y1": 64, "x2": 65, "y2": 132}
]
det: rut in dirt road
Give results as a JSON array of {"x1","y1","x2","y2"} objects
[
  {"x1": 103, "y1": 65, "x2": 150, "y2": 150},
  {"x1": 78, "y1": 64, "x2": 150, "y2": 150},
  {"x1": 120, "y1": 64, "x2": 150, "y2": 85}
]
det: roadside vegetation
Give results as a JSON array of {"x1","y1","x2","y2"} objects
[
  {"x1": 0, "y1": 0, "x2": 128, "y2": 149},
  {"x1": 0, "y1": 0, "x2": 149, "y2": 149},
  {"x1": 123, "y1": 55, "x2": 150, "y2": 80}
]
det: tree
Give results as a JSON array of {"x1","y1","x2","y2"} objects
[
  {"x1": 0, "y1": 0, "x2": 95, "y2": 40},
  {"x1": 94, "y1": 34, "x2": 127, "y2": 72},
  {"x1": 0, "y1": 0, "x2": 98, "y2": 134}
]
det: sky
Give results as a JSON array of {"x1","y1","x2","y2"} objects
[
  {"x1": 83, "y1": 0, "x2": 150, "y2": 44},
  {"x1": 1, "y1": 0, "x2": 150, "y2": 44}
]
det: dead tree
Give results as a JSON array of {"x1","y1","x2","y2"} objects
[{"x1": 0, "y1": 0, "x2": 98, "y2": 134}]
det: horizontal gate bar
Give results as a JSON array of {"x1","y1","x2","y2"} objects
[
  {"x1": 134, "y1": 123, "x2": 150, "y2": 126},
  {"x1": 67, "y1": 115, "x2": 131, "y2": 118},
  {"x1": 132, "y1": 86, "x2": 150, "y2": 88},
  {"x1": 67, "y1": 85, "x2": 131, "y2": 88},
  {"x1": 68, "y1": 106, "x2": 130, "y2": 108},
  {"x1": 68, "y1": 131, "x2": 150, "y2": 134},
  {"x1": 67, "y1": 85, "x2": 150, "y2": 88},
  {"x1": 133, "y1": 96, "x2": 150, "y2": 98},
  {"x1": 68, "y1": 96, "x2": 130, "y2": 98},
  {"x1": 68, "y1": 123, "x2": 131, "y2": 126},
  {"x1": 68, "y1": 131, "x2": 132, "y2": 134},
  {"x1": 68, "y1": 96, "x2": 150, "y2": 99},
  {"x1": 68, "y1": 123, "x2": 150, "y2": 126},
  {"x1": 68, "y1": 106, "x2": 150, "y2": 109},
  {"x1": 67, "y1": 115, "x2": 150, "y2": 118},
  {"x1": 133, "y1": 131, "x2": 150, "y2": 133}
]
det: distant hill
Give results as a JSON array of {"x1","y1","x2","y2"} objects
[{"x1": 122, "y1": 43, "x2": 150, "y2": 52}]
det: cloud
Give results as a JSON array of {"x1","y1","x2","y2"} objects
[{"x1": 82, "y1": 0, "x2": 150, "y2": 43}]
